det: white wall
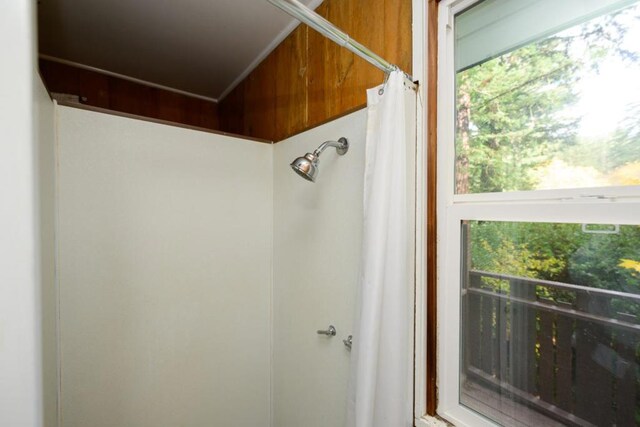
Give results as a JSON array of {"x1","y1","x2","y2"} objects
[
  {"x1": 56, "y1": 107, "x2": 272, "y2": 427},
  {"x1": 35, "y1": 75, "x2": 58, "y2": 427},
  {"x1": 0, "y1": 1, "x2": 44, "y2": 426},
  {"x1": 272, "y1": 110, "x2": 367, "y2": 427}
]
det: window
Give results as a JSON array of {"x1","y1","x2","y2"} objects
[{"x1": 437, "y1": 1, "x2": 640, "y2": 426}]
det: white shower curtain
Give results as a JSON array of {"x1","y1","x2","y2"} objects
[{"x1": 347, "y1": 70, "x2": 414, "y2": 427}]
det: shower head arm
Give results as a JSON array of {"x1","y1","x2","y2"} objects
[
  {"x1": 289, "y1": 136, "x2": 348, "y2": 182},
  {"x1": 312, "y1": 137, "x2": 349, "y2": 157}
]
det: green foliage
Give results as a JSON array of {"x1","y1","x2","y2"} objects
[
  {"x1": 456, "y1": 37, "x2": 580, "y2": 193},
  {"x1": 456, "y1": 4, "x2": 640, "y2": 194},
  {"x1": 461, "y1": 5, "x2": 640, "y2": 303},
  {"x1": 469, "y1": 221, "x2": 640, "y2": 313},
  {"x1": 460, "y1": 8, "x2": 640, "y2": 422},
  {"x1": 470, "y1": 222, "x2": 578, "y2": 282},
  {"x1": 469, "y1": 221, "x2": 570, "y2": 298},
  {"x1": 568, "y1": 225, "x2": 640, "y2": 315},
  {"x1": 568, "y1": 226, "x2": 640, "y2": 293}
]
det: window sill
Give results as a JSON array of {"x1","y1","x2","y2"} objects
[{"x1": 416, "y1": 415, "x2": 454, "y2": 427}]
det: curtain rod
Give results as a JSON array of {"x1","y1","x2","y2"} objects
[{"x1": 267, "y1": 0, "x2": 416, "y2": 84}]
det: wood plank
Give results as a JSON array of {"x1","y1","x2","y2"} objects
[
  {"x1": 490, "y1": 280, "x2": 507, "y2": 382},
  {"x1": 39, "y1": 59, "x2": 220, "y2": 131},
  {"x1": 384, "y1": 0, "x2": 413, "y2": 73},
  {"x1": 53, "y1": 101, "x2": 269, "y2": 144},
  {"x1": 39, "y1": 59, "x2": 110, "y2": 108},
  {"x1": 426, "y1": 0, "x2": 438, "y2": 415},
  {"x1": 274, "y1": 25, "x2": 309, "y2": 141},
  {"x1": 466, "y1": 275, "x2": 483, "y2": 370},
  {"x1": 242, "y1": 54, "x2": 277, "y2": 140},
  {"x1": 554, "y1": 301, "x2": 574, "y2": 413},
  {"x1": 155, "y1": 90, "x2": 186, "y2": 124},
  {"x1": 481, "y1": 294, "x2": 494, "y2": 375},
  {"x1": 220, "y1": 0, "x2": 413, "y2": 142},
  {"x1": 613, "y1": 328, "x2": 638, "y2": 427},
  {"x1": 509, "y1": 279, "x2": 537, "y2": 394},
  {"x1": 465, "y1": 366, "x2": 596, "y2": 427},
  {"x1": 498, "y1": 296, "x2": 509, "y2": 382},
  {"x1": 219, "y1": 81, "x2": 245, "y2": 135},
  {"x1": 347, "y1": 0, "x2": 386, "y2": 111},
  {"x1": 192, "y1": 98, "x2": 219, "y2": 130},
  {"x1": 107, "y1": 78, "x2": 158, "y2": 118},
  {"x1": 574, "y1": 294, "x2": 615, "y2": 426},
  {"x1": 309, "y1": 0, "x2": 356, "y2": 124},
  {"x1": 466, "y1": 293, "x2": 483, "y2": 370},
  {"x1": 306, "y1": 1, "x2": 332, "y2": 126},
  {"x1": 538, "y1": 307, "x2": 554, "y2": 404}
]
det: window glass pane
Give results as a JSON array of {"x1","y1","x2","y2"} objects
[
  {"x1": 454, "y1": 2, "x2": 640, "y2": 194},
  {"x1": 455, "y1": 0, "x2": 634, "y2": 72},
  {"x1": 461, "y1": 221, "x2": 640, "y2": 426}
]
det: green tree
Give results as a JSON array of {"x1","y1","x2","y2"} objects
[
  {"x1": 456, "y1": 37, "x2": 580, "y2": 194},
  {"x1": 470, "y1": 222, "x2": 640, "y2": 309},
  {"x1": 462, "y1": 5, "x2": 640, "y2": 295},
  {"x1": 456, "y1": 4, "x2": 639, "y2": 194},
  {"x1": 568, "y1": 226, "x2": 640, "y2": 293}
]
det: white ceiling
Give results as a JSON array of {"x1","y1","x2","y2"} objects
[{"x1": 38, "y1": 0, "x2": 323, "y2": 101}]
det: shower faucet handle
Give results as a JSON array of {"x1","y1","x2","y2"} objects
[
  {"x1": 317, "y1": 325, "x2": 336, "y2": 336},
  {"x1": 343, "y1": 335, "x2": 353, "y2": 350}
]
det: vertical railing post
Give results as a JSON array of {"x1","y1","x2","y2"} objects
[
  {"x1": 574, "y1": 293, "x2": 614, "y2": 426},
  {"x1": 462, "y1": 223, "x2": 482, "y2": 374},
  {"x1": 613, "y1": 326, "x2": 638, "y2": 426},
  {"x1": 509, "y1": 278, "x2": 537, "y2": 394},
  {"x1": 537, "y1": 298, "x2": 554, "y2": 404},
  {"x1": 554, "y1": 300, "x2": 574, "y2": 414},
  {"x1": 466, "y1": 271, "x2": 640, "y2": 426}
]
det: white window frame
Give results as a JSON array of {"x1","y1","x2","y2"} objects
[{"x1": 436, "y1": 0, "x2": 640, "y2": 425}]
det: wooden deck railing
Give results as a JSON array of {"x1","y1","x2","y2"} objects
[{"x1": 463, "y1": 270, "x2": 640, "y2": 427}]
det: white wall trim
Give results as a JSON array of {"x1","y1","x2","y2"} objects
[
  {"x1": 269, "y1": 144, "x2": 275, "y2": 427},
  {"x1": 0, "y1": 1, "x2": 43, "y2": 425},
  {"x1": 217, "y1": 0, "x2": 325, "y2": 101},
  {"x1": 53, "y1": 100, "x2": 63, "y2": 427},
  {"x1": 39, "y1": 54, "x2": 219, "y2": 103}
]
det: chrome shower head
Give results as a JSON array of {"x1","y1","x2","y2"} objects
[
  {"x1": 290, "y1": 137, "x2": 349, "y2": 183},
  {"x1": 290, "y1": 153, "x2": 319, "y2": 182}
]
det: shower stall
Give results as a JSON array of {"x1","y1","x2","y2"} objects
[
  {"x1": 55, "y1": 98, "x2": 416, "y2": 427},
  {"x1": 39, "y1": 2, "x2": 420, "y2": 427}
]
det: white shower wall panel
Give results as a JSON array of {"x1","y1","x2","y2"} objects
[
  {"x1": 272, "y1": 110, "x2": 368, "y2": 427},
  {"x1": 56, "y1": 107, "x2": 272, "y2": 427},
  {"x1": 273, "y1": 92, "x2": 417, "y2": 427},
  {"x1": 36, "y1": 73, "x2": 58, "y2": 427}
]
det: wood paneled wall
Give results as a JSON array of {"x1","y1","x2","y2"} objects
[
  {"x1": 219, "y1": 0, "x2": 412, "y2": 142},
  {"x1": 426, "y1": 0, "x2": 438, "y2": 415},
  {"x1": 40, "y1": 0, "x2": 411, "y2": 141},
  {"x1": 39, "y1": 60, "x2": 219, "y2": 130}
]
